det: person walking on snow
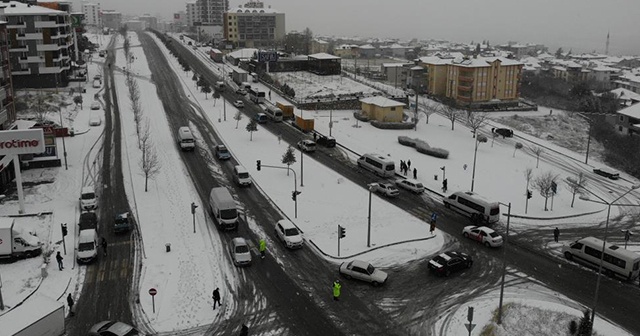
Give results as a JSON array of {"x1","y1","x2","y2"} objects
[
  {"x1": 212, "y1": 288, "x2": 221, "y2": 309},
  {"x1": 442, "y1": 179, "x2": 448, "y2": 193},
  {"x1": 101, "y1": 237, "x2": 108, "y2": 256},
  {"x1": 413, "y1": 168, "x2": 417, "y2": 179},
  {"x1": 407, "y1": 159, "x2": 411, "y2": 170},
  {"x1": 67, "y1": 293, "x2": 75, "y2": 316},
  {"x1": 554, "y1": 227, "x2": 560, "y2": 243},
  {"x1": 259, "y1": 239, "x2": 266, "y2": 259},
  {"x1": 56, "y1": 251, "x2": 64, "y2": 270},
  {"x1": 333, "y1": 280, "x2": 341, "y2": 301}
]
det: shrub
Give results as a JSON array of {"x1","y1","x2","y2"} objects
[
  {"x1": 353, "y1": 112, "x2": 369, "y2": 122},
  {"x1": 398, "y1": 136, "x2": 417, "y2": 147},
  {"x1": 371, "y1": 121, "x2": 414, "y2": 129},
  {"x1": 416, "y1": 144, "x2": 449, "y2": 159}
]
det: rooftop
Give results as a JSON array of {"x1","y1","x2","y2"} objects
[
  {"x1": 0, "y1": 1, "x2": 65, "y2": 15},
  {"x1": 308, "y1": 52, "x2": 340, "y2": 60},
  {"x1": 618, "y1": 103, "x2": 640, "y2": 119},
  {"x1": 360, "y1": 96, "x2": 405, "y2": 108}
]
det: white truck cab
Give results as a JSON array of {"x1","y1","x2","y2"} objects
[{"x1": 0, "y1": 218, "x2": 42, "y2": 259}]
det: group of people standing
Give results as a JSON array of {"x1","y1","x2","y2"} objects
[{"x1": 399, "y1": 160, "x2": 417, "y2": 179}]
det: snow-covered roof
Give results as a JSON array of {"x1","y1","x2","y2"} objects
[
  {"x1": 0, "y1": 1, "x2": 66, "y2": 14},
  {"x1": 210, "y1": 48, "x2": 222, "y2": 53},
  {"x1": 360, "y1": 96, "x2": 405, "y2": 108},
  {"x1": 309, "y1": 53, "x2": 340, "y2": 60},
  {"x1": 227, "y1": 48, "x2": 257, "y2": 58},
  {"x1": 618, "y1": 103, "x2": 640, "y2": 118},
  {"x1": 313, "y1": 38, "x2": 328, "y2": 44},
  {"x1": 358, "y1": 44, "x2": 375, "y2": 50},
  {"x1": 609, "y1": 88, "x2": 640, "y2": 101},
  {"x1": 381, "y1": 63, "x2": 409, "y2": 68},
  {"x1": 590, "y1": 66, "x2": 618, "y2": 72}
]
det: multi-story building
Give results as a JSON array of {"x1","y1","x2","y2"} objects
[
  {"x1": 101, "y1": 10, "x2": 121, "y2": 30},
  {"x1": 0, "y1": 21, "x2": 15, "y2": 130},
  {"x1": 310, "y1": 38, "x2": 328, "y2": 54},
  {"x1": 0, "y1": 1, "x2": 74, "y2": 88},
  {"x1": 223, "y1": 1, "x2": 284, "y2": 48},
  {"x1": 81, "y1": 2, "x2": 100, "y2": 26},
  {"x1": 185, "y1": 1, "x2": 197, "y2": 27},
  {"x1": 615, "y1": 103, "x2": 640, "y2": 136},
  {"x1": 139, "y1": 14, "x2": 157, "y2": 30},
  {"x1": 418, "y1": 54, "x2": 524, "y2": 107},
  {"x1": 198, "y1": 0, "x2": 228, "y2": 26}
]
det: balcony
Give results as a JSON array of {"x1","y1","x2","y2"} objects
[
  {"x1": 7, "y1": 21, "x2": 26, "y2": 29},
  {"x1": 18, "y1": 56, "x2": 45, "y2": 64},
  {"x1": 16, "y1": 33, "x2": 43, "y2": 41},
  {"x1": 11, "y1": 68, "x2": 31, "y2": 75},
  {"x1": 458, "y1": 75, "x2": 474, "y2": 83},
  {"x1": 9, "y1": 45, "x2": 28, "y2": 52},
  {"x1": 35, "y1": 20, "x2": 58, "y2": 29},
  {"x1": 37, "y1": 43, "x2": 64, "y2": 52},
  {"x1": 458, "y1": 85, "x2": 472, "y2": 92}
]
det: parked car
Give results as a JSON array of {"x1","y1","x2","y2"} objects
[
  {"x1": 316, "y1": 134, "x2": 336, "y2": 148},
  {"x1": 215, "y1": 145, "x2": 231, "y2": 160},
  {"x1": 236, "y1": 88, "x2": 247, "y2": 95},
  {"x1": 89, "y1": 117, "x2": 102, "y2": 126},
  {"x1": 274, "y1": 219, "x2": 303, "y2": 249},
  {"x1": 395, "y1": 178, "x2": 425, "y2": 194},
  {"x1": 339, "y1": 259, "x2": 388, "y2": 286},
  {"x1": 593, "y1": 168, "x2": 620, "y2": 180},
  {"x1": 233, "y1": 100, "x2": 244, "y2": 108},
  {"x1": 91, "y1": 101, "x2": 101, "y2": 110},
  {"x1": 92, "y1": 80, "x2": 101, "y2": 88},
  {"x1": 79, "y1": 212, "x2": 98, "y2": 231},
  {"x1": 462, "y1": 226, "x2": 503, "y2": 247},
  {"x1": 230, "y1": 237, "x2": 252, "y2": 266},
  {"x1": 297, "y1": 139, "x2": 316, "y2": 153},
  {"x1": 493, "y1": 128, "x2": 514, "y2": 138},
  {"x1": 428, "y1": 251, "x2": 473, "y2": 277},
  {"x1": 373, "y1": 182, "x2": 399, "y2": 197},
  {"x1": 93, "y1": 74, "x2": 102, "y2": 81},
  {"x1": 114, "y1": 212, "x2": 131, "y2": 233},
  {"x1": 98, "y1": 50, "x2": 106, "y2": 57},
  {"x1": 89, "y1": 320, "x2": 142, "y2": 336},
  {"x1": 255, "y1": 113, "x2": 268, "y2": 124}
]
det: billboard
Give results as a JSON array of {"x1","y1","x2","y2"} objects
[
  {"x1": 258, "y1": 51, "x2": 278, "y2": 63},
  {"x1": 0, "y1": 129, "x2": 45, "y2": 155}
]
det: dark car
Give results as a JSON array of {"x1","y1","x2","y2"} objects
[
  {"x1": 316, "y1": 134, "x2": 336, "y2": 148},
  {"x1": 215, "y1": 145, "x2": 231, "y2": 160},
  {"x1": 593, "y1": 168, "x2": 620, "y2": 180},
  {"x1": 79, "y1": 212, "x2": 98, "y2": 231},
  {"x1": 89, "y1": 320, "x2": 141, "y2": 336},
  {"x1": 493, "y1": 128, "x2": 513, "y2": 138},
  {"x1": 114, "y1": 212, "x2": 131, "y2": 233},
  {"x1": 428, "y1": 251, "x2": 473, "y2": 277}
]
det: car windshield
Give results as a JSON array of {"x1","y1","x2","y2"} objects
[
  {"x1": 81, "y1": 193, "x2": 95, "y2": 200},
  {"x1": 235, "y1": 245, "x2": 249, "y2": 253},
  {"x1": 220, "y1": 208, "x2": 237, "y2": 220},
  {"x1": 218, "y1": 147, "x2": 229, "y2": 153},
  {"x1": 78, "y1": 242, "x2": 95, "y2": 251},
  {"x1": 386, "y1": 164, "x2": 395, "y2": 171},
  {"x1": 284, "y1": 228, "x2": 299, "y2": 236},
  {"x1": 490, "y1": 207, "x2": 500, "y2": 215},
  {"x1": 366, "y1": 264, "x2": 375, "y2": 274},
  {"x1": 115, "y1": 216, "x2": 128, "y2": 225},
  {"x1": 238, "y1": 172, "x2": 249, "y2": 179}
]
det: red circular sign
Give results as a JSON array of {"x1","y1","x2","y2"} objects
[{"x1": 148, "y1": 288, "x2": 157, "y2": 296}]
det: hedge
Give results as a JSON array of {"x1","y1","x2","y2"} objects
[{"x1": 398, "y1": 136, "x2": 450, "y2": 159}]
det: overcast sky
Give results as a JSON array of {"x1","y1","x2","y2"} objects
[{"x1": 83, "y1": 0, "x2": 640, "y2": 55}]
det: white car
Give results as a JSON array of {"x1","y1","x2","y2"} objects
[
  {"x1": 462, "y1": 226, "x2": 503, "y2": 247},
  {"x1": 395, "y1": 178, "x2": 425, "y2": 194},
  {"x1": 92, "y1": 79, "x2": 101, "y2": 88},
  {"x1": 230, "y1": 237, "x2": 252, "y2": 266},
  {"x1": 374, "y1": 182, "x2": 399, "y2": 197},
  {"x1": 91, "y1": 101, "x2": 100, "y2": 110},
  {"x1": 297, "y1": 139, "x2": 316, "y2": 153},
  {"x1": 89, "y1": 117, "x2": 102, "y2": 126},
  {"x1": 233, "y1": 100, "x2": 244, "y2": 108},
  {"x1": 339, "y1": 259, "x2": 388, "y2": 286},
  {"x1": 274, "y1": 219, "x2": 303, "y2": 249}
]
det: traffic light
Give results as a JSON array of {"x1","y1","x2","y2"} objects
[
  {"x1": 292, "y1": 191, "x2": 296, "y2": 201},
  {"x1": 527, "y1": 189, "x2": 532, "y2": 199},
  {"x1": 338, "y1": 225, "x2": 346, "y2": 239},
  {"x1": 551, "y1": 181, "x2": 557, "y2": 194},
  {"x1": 256, "y1": 160, "x2": 261, "y2": 171},
  {"x1": 61, "y1": 223, "x2": 68, "y2": 237},
  {"x1": 191, "y1": 202, "x2": 198, "y2": 214}
]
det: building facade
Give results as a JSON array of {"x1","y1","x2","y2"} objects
[
  {"x1": 224, "y1": 1, "x2": 284, "y2": 48},
  {"x1": 1, "y1": 1, "x2": 74, "y2": 88},
  {"x1": 0, "y1": 21, "x2": 15, "y2": 130},
  {"x1": 185, "y1": 1, "x2": 197, "y2": 27},
  {"x1": 101, "y1": 10, "x2": 121, "y2": 30},
  {"x1": 360, "y1": 96, "x2": 405, "y2": 122},
  {"x1": 81, "y1": 2, "x2": 100, "y2": 26},
  {"x1": 615, "y1": 103, "x2": 640, "y2": 135},
  {"x1": 139, "y1": 14, "x2": 157, "y2": 30},
  {"x1": 197, "y1": 0, "x2": 228, "y2": 26}
]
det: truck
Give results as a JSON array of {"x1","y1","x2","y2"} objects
[
  {"x1": 295, "y1": 115, "x2": 314, "y2": 133},
  {"x1": 276, "y1": 101, "x2": 294, "y2": 120},
  {"x1": 0, "y1": 294, "x2": 65, "y2": 336},
  {"x1": 209, "y1": 187, "x2": 238, "y2": 230},
  {"x1": 0, "y1": 217, "x2": 42, "y2": 259},
  {"x1": 232, "y1": 68, "x2": 249, "y2": 86}
]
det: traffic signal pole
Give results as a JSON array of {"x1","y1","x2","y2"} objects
[{"x1": 256, "y1": 161, "x2": 299, "y2": 218}]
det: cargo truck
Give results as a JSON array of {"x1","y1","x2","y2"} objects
[
  {"x1": 276, "y1": 101, "x2": 294, "y2": 120},
  {"x1": 0, "y1": 294, "x2": 66, "y2": 336},
  {"x1": 0, "y1": 217, "x2": 42, "y2": 259},
  {"x1": 295, "y1": 116, "x2": 314, "y2": 133},
  {"x1": 232, "y1": 69, "x2": 249, "y2": 86},
  {"x1": 209, "y1": 187, "x2": 238, "y2": 230}
]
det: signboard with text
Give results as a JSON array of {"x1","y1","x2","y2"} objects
[
  {"x1": 0, "y1": 129, "x2": 45, "y2": 155},
  {"x1": 257, "y1": 51, "x2": 278, "y2": 63}
]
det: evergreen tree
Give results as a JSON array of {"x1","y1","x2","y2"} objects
[
  {"x1": 281, "y1": 146, "x2": 296, "y2": 176},
  {"x1": 246, "y1": 118, "x2": 258, "y2": 141}
]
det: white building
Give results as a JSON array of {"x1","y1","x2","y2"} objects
[
  {"x1": 186, "y1": 1, "x2": 197, "y2": 27},
  {"x1": 81, "y1": 2, "x2": 101, "y2": 26}
]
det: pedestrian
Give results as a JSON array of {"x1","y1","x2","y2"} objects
[
  {"x1": 333, "y1": 279, "x2": 341, "y2": 301},
  {"x1": 442, "y1": 179, "x2": 448, "y2": 193},
  {"x1": 550, "y1": 109, "x2": 553, "y2": 115},
  {"x1": 212, "y1": 288, "x2": 221, "y2": 310},
  {"x1": 413, "y1": 168, "x2": 417, "y2": 179},
  {"x1": 407, "y1": 159, "x2": 411, "y2": 170},
  {"x1": 268, "y1": 90, "x2": 272, "y2": 99},
  {"x1": 66, "y1": 293, "x2": 75, "y2": 316},
  {"x1": 463, "y1": 163, "x2": 468, "y2": 171},
  {"x1": 313, "y1": 132, "x2": 317, "y2": 141},
  {"x1": 430, "y1": 221, "x2": 436, "y2": 235},
  {"x1": 56, "y1": 251, "x2": 64, "y2": 270},
  {"x1": 259, "y1": 238, "x2": 266, "y2": 259},
  {"x1": 554, "y1": 227, "x2": 560, "y2": 243},
  {"x1": 239, "y1": 324, "x2": 249, "y2": 336},
  {"x1": 101, "y1": 237, "x2": 108, "y2": 256},
  {"x1": 430, "y1": 212, "x2": 437, "y2": 225}
]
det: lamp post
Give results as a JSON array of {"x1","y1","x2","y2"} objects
[
  {"x1": 578, "y1": 185, "x2": 640, "y2": 333},
  {"x1": 367, "y1": 183, "x2": 378, "y2": 247},
  {"x1": 58, "y1": 104, "x2": 68, "y2": 170},
  {"x1": 471, "y1": 136, "x2": 483, "y2": 192},
  {"x1": 496, "y1": 202, "x2": 511, "y2": 325}
]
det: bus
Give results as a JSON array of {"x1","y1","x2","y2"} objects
[
  {"x1": 357, "y1": 153, "x2": 396, "y2": 177},
  {"x1": 248, "y1": 88, "x2": 265, "y2": 104},
  {"x1": 443, "y1": 191, "x2": 500, "y2": 224},
  {"x1": 563, "y1": 236, "x2": 640, "y2": 281}
]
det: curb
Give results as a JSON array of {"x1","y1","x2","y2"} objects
[{"x1": 310, "y1": 234, "x2": 438, "y2": 261}]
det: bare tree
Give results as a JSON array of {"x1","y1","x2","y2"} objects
[
  {"x1": 566, "y1": 172, "x2": 588, "y2": 208},
  {"x1": 138, "y1": 118, "x2": 150, "y2": 150},
  {"x1": 33, "y1": 91, "x2": 50, "y2": 123},
  {"x1": 466, "y1": 111, "x2": 489, "y2": 138},
  {"x1": 281, "y1": 146, "x2": 296, "y2": 176},
  {"x1": 201, "y1": 84, "x2": 211, "y2": 99},
  {"x1": 245, "y1": 118, "x2": 258, "y2": 141},
  {"x1": 513, "y1": 142, "x2": 523, "y2": 157},
  {"x1": 529, "y1": 145, "x2": 544, "y2": 168},
  {"x1": 140, "y1": 139, "x2": 161, "y2": 192},
  {"x1": 421, "y1": 100, "x2": 438, "y2": 125},
  {"x1": 533, "y1": 171, "x2": 559, "y2": 211},
  {"x1": 234, "y1": 111, "x2": 243, "y2": 129},
  {"x1": 524, "y1": 167, "x2": 533, "y2": 214},
  {"x1": 440, "y1": 104, "x2": 460, "y2": 131}
]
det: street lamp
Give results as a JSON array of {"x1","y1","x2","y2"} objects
[
  {"x1": 578, "y1": 185, "x2": 640, "y2": 333},
  {"x1": 367, "y1": 183, "x2": 378, "y2": 247},
  {"x1": 496, "y1": 202, "x2": 511, "y2": 325},
  {"x1": 470, "y1": 134, "x2": 487, "y2": 192}
]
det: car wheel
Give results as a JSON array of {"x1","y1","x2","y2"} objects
[
  {"x1": 371, "y1": 281, "x2": 380, "y2": 287},
  {"x1": 463, "y1": 232, "x2": 469, "y2": 238},
  {"x1": 484, "y1": 242, "x2": 491, "y2": 248},
  {"x1": 343, "y1": 273, "x2": 352, "y2": 280},
  {"x1": 564, "y1": 252, "x2": 573, "y2": 261}
]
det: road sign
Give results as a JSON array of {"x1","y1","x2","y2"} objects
[
  {"x1": 149, "y1": 288, "x2": 157, "y2": 296},
  {"x1": 258, "y1": 51, "x2": 278, "y2": 63},
  {"x1": 465, "y1": 323, "x2": 476, "y2": 332}
]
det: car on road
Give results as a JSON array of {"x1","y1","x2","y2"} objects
[
  {"x1": 79, "y1": 212, "x2": 98, "y2": 231},
  {"x1": 215, "y1": 145, "x2": 231, "y2": 160},
  {"x1": 274, "y1": 219, "x2": 303, "y2": 249},
  {"x1": 98, "y1": 50, "x2": 106, "y2": 57},
  {"x1": 316, "y1": 134, "x2": 336, "y2": 148},
  {"x1": 395, "y1": 178, "x2": 424, "y2": 194},
  {"x1": 373, "y1": 182, "x2": 399, "y2": 197},
  {"x1": 233, "y1": 100, "x2": 244, "y2": 108},
  {"x1": 428, "y1": 251, "x2": 473, "y2": 277},
  {"x1": 593, "y1": 168, "x2": 620, "y2": 180},
  {"x1": 255, "y1": 113, "x2": 268, "y2": 124},
  {"x1": 92, "y1": 79, "x2": 101, "y2": 88},
  {"x1": 114, "y1": 212, "x2": 131, "y2": 233},
  {"x1": 89, "y1": 320, "x2": 142, "y2": 336},
  {"x1": 339, "y1": 259, "x2": 388, "y2": 286},
  {"x1": 236, "y1": 88, "x2": 247, "y2": 95},
  {"x1": 492, "y1": 128, "x2": 514, "y2": 138},
  {"x1": 93, "y1": 74, "x2": 102, "y2": 81},
  {"x1": 230, "y1": 237, "x2": 252, "y2": 266},
  {"x1": 89, "y1": 117, "x2": 102, "y2": 126},
  {"x1": 297, "y1": 139, "x2": 316, "y2": 153},
  {"x1": 91, "y1": 101, "x2": 100, "y2": 110},
  {"x1": 462, "y1": 226, "x2": 503, "y2": 247}
]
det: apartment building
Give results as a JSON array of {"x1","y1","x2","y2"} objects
[
  {"x1": 186, "y1": 1, "x2": 197, "y2": 27},
  {"x1": 0, "y1": 1, "x2": 74, "y2": 88},
  {"x1": 139, "y1": 14, "x2": 157, "y2": 30},
  {"x1": 101, "y1": 10, "x2": 121, "y2": 30},
  {"x1": 81, "y1": 2, "x2": 100, "y2": 26},
  {"x1": 0, "y1": 21, "x2": 15, "y2": 130},
  {"x1": 224, "y1": 0, "x2": 284, "y2": 48},
  {"x1": 615, "y1": 103, "x2": 640, "y2": 136},
  {"x1": 197, "y1": 0, "x2": 228, "y2": 26}
]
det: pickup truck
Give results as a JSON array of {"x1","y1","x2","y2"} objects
[{"x1": 373, "y1": 182, "x2": 399, "y2": 197}]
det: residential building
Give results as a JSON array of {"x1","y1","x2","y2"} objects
[
  {"x1": 356, "y1": 44, "x2": 377, "y2": 58},
  {"x1": 0, "y1": 1, "x2": 74, "y2": 88},
  {"x1": 139, "y1": 14, "x2": 157, "y2": 30},
  {"x1": 497, "y1": 42, "x2": 547, "y2": 59},
  {"x1": 333, "y1": 44, "x2": 358, "y2": 58},
  {"x1": 185, "y1": 1, "x2": 197, "y2": 27},
  {"x1": 588, "y1": 65, "x2": 619, "y2": 90},
  {"x1": 380, "y1": 62, "x2": 411, "y2": 88},
  {"x1": 101, "y1": 10, "x2": 121, "y2": 30},
  {"x1": 81, "y1": 2, "x2": 100, "y2": 26},
  {"x1": 224, "y1": 1, "x2": 285, "y2": 48},
  {"x1": 310, "y1": 38, "x2": 328, "y2": 54},
  {"x1": 0, "y1": 21, "x2": 15, "y2": 130},
  {"x1": 124, "y1": 20, "x2": 144, "y2": 31},
  {"x1": 360, "y1": 96, "x2": 405, "y2": 122},
  {"x1": 197, "y1": 0, "x2": 228, "y2": 26},
  {"x1": 615, "y1": 103, "x2": 640, "y2": 135},
  {"x1": 614, "y1": 72, "x2": 640, "y2": 94}
]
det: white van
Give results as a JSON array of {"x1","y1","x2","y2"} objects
[
  {"x1": 177, "y1": 126, "x2": 195, "y2": 151},
  {"x1": 209, "y1": 187, "x2": 238, "y2": 230},
  {"x1": 77, "y1": 229, "x2": 98, "y2": 263},
  {"x1": 265, "y1": 105, "x2": 283, "y2": 122},
  {"x1": 80, "y1": 186, "x2": 97, "y2": 210},
  {"x1": 233, "y1": 165, "x2": 252, "y2": 187},
  {"x1": 443, "y1": 191, "x2": 500, "y2": 224},
  {"x1": 563, "y1": 236, "x2": 640, "y2": 281},
  {"x1": 357, "y1": 153, "x2": 396, "y2": 177}
]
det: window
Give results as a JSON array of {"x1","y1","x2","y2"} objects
[{"x1": 390, "y1": 107, "x2": 396, "y2": 111}]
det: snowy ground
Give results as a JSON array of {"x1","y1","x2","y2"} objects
[{"x1": 0, "y1": 32, "x2": 636, "y2": 336}]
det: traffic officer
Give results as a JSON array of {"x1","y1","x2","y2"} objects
[
  {"x1": 333, "y1": 280, "x2": 341, "y2": 301},
  {"x1": 259, "y1": 239, "x2": 266, "y2": 259}
]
